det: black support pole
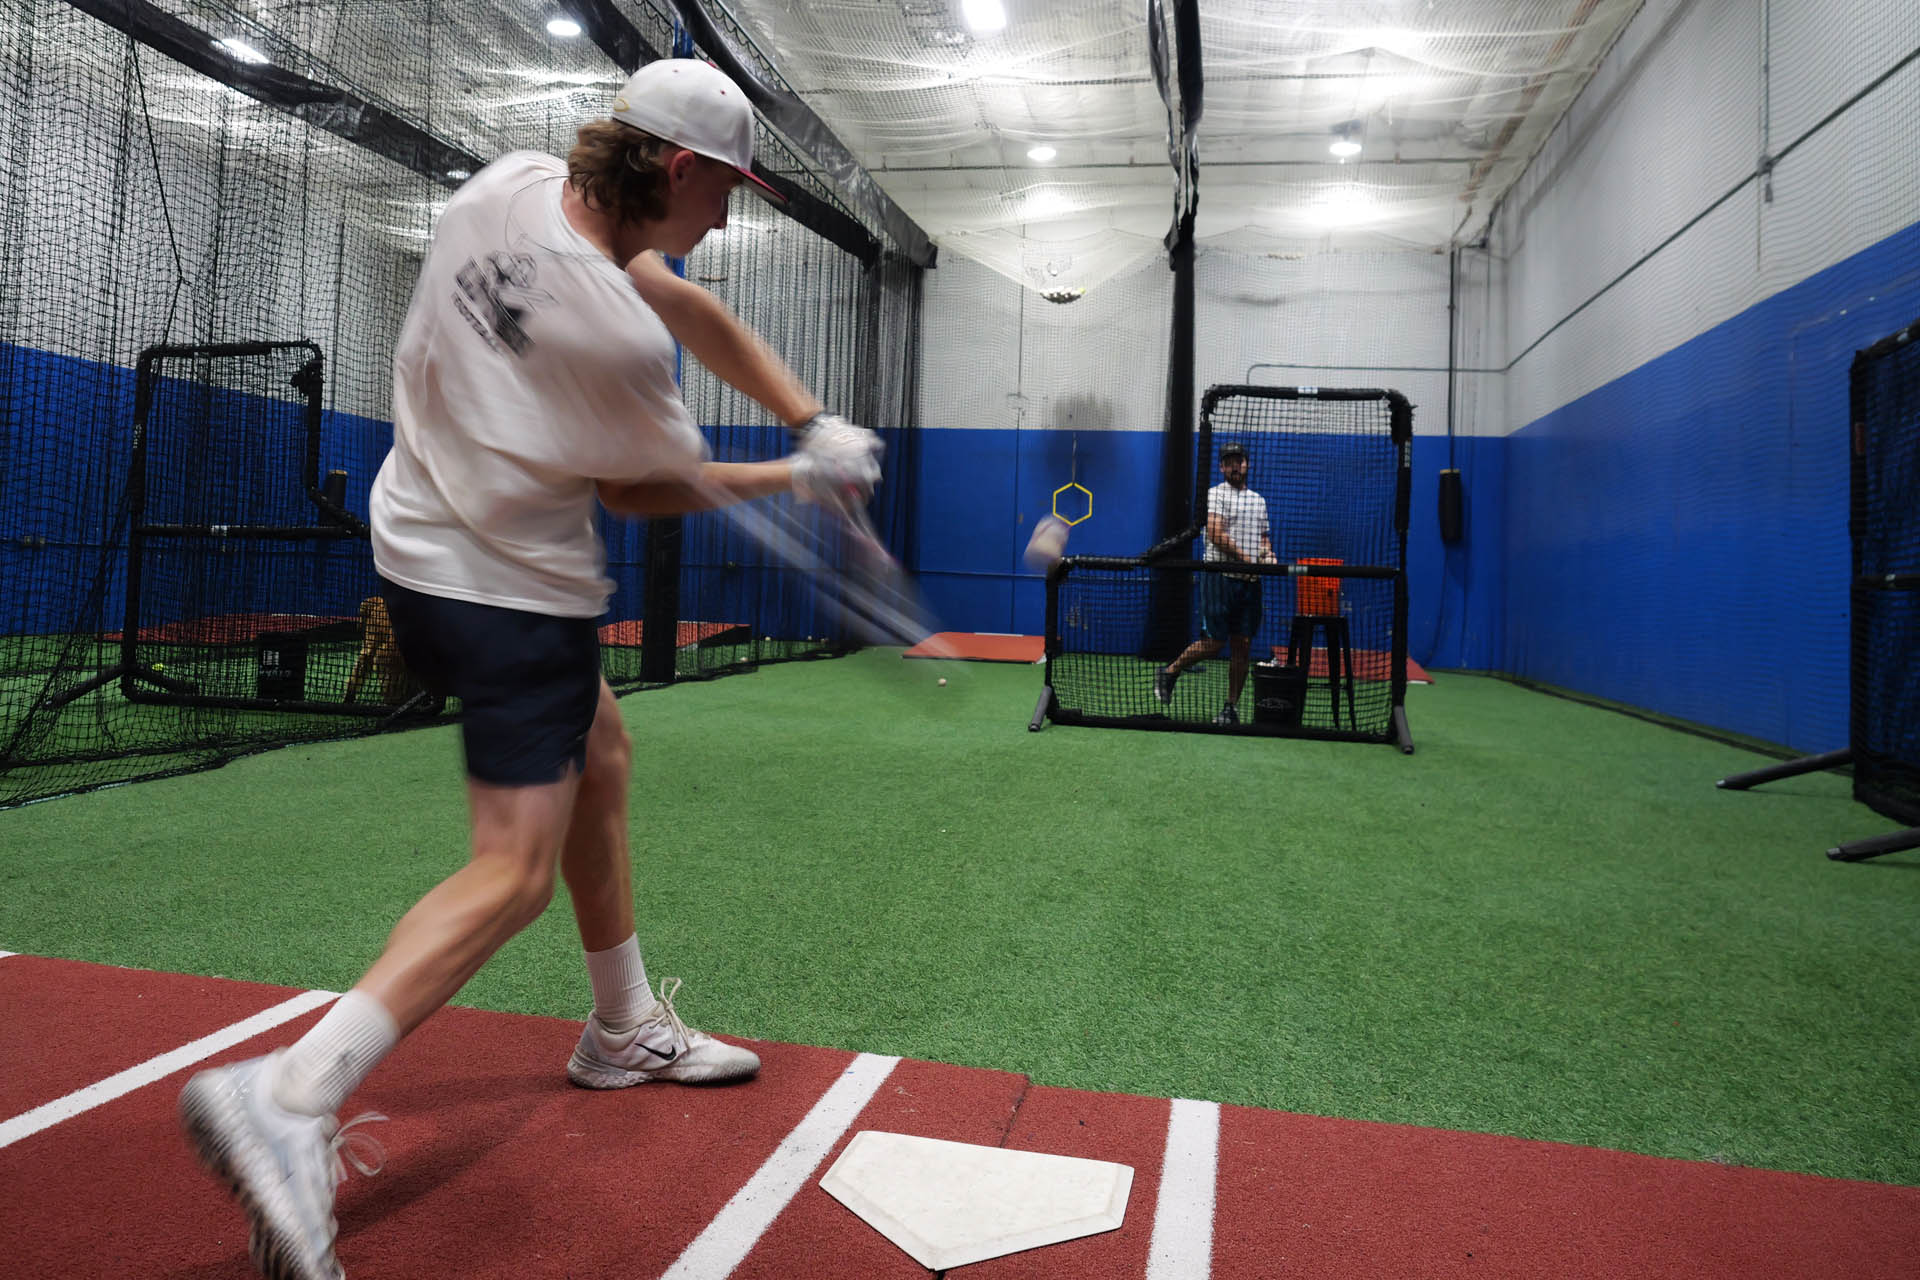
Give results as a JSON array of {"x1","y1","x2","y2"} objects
[{"x1": 639, "y1": 518, "x2": 684, "y2": 685}]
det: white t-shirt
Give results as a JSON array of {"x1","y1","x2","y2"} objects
[
  {"x1": 1204, "y1": 482, "x2": 1270, "y2": 568},
  {"x1": 371, "y1": 151, "x2": 709, "y2": 617}
]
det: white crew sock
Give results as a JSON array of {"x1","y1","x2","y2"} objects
[
  {"x1": 585, "y1": 934, "x2": 658, "y2": 1033},
  {"x1": 271, "y1": 989, "x2": 400, "y2": 1117}
]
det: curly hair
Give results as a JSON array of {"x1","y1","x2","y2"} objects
[{"x1": 567, "y1": 119, "x2": 672, "y2": 225}]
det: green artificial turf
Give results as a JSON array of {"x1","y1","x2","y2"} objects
[{"x1": 2, "y1": 651, "x2": 1917, "y2": 1185}]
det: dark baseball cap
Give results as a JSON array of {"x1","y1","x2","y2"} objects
[{"x1": 1219, "y1": 442, "x2": 1249, "y2": 460}]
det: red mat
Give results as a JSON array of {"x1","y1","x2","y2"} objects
[
  {"x1": 597, "y1": 620, "x2": 751, "y2": 648},
  {"x1": 903, "y1": 632, "x2": 1045, "y2": 662},
  {"x1": 103, "y1": 613, "x2": 355, "y2": 644},
  {"x1": 1269, "y1": 645, "x2": 1433, "y2": 684},
  {"x1": 5, "y1": 956, "x2": 1917, "y2": 1279}
]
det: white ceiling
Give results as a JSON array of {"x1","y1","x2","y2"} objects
[
  {"x1": 80, "y1": 1, "x2": 1646, "y2": 294},
  {"x1": 724, "y1": 0, "x2": 1647, "y2": 293}
]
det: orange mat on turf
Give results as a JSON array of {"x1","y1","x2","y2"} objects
[
  {"x1": 598, "y1": 620, "x2": 750, "y2": 648},
  {"x1": 104, "y1": 613, "x2": 355, "y2": 644},
  {"x1": 903, "y1": 632, "x2": 1045, "y2": 662},
  {"x1": 1270, "y1": 645, "x2": 1432, "y2": 684}
]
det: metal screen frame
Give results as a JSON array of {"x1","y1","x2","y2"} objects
[
  {"x1": 1037, "y1": 384, "x2": 1415, "y2": 751},
  {"x1": 1848, "y1": 323, "x2": 1920, "y2": 828},
  {"x1": 116, "y1": 340, "x2": 408, "y2": 718}
]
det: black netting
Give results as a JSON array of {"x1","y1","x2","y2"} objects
[
  {"x1": 1045, "y1": 558, "x2": 1404, "y2": 742},
  {"x1": 1186, "y1": 385, "x2": 1411, "y2": 572},
  {"x1": 1042, "y1": 385, "x2": 1412, "y2": 745},
  {"x1": 1850, "y1": 326, "x2": 1920, "y2": 826},
  {"x1": 1, "y1": 343, "x2": 446, "y2": 804},
  {"x1": 0, "y1": 1, "x2": 921, "y2": 807},
  {"x1": 119, "y1": 343, "x2": 431, "y2": 712}
]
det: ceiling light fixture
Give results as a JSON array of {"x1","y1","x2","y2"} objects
[
  {"x1": 1306, "y1": 184, "x2": 1379, "y2": 227},
  {"x1": 547, "y1": 16, "x2": 582, "y2": 38},
  {"x1": 1027, "y1": 145, "x2": 1056, "y2": 163},
  {"x1": 214, "y1": 36, "x2": 270, "y2": 65},
  {"x1": 960, "y1": 0, "x2": 1007, "y2": 36},
  {"x1": 1330, "y1": 122, "x2": 1362, "y2": 160},
  {"x1": 1017, "y1": 187, "x2": 1074, "y2": 220}
]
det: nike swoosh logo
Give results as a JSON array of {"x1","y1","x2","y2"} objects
[{"x1": 632, "y1": 1037, "x2": 678, "y2": 1064}]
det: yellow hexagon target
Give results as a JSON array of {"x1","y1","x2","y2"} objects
[{"x1": 1052, "y1": 482, "x2": 1092, "y2": 526}]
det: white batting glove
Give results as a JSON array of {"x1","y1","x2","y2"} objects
[
  {"x1": 797, "y1": 413, "x2": 885, "y2": 467},
  {"x1": 791, "y1": 446, "x2": 881, "y2": 506}
]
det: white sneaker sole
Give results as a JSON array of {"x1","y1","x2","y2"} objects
[
  {"x1": 566, "y1": 1043, "x2": 761, "y2": 1089},
  {"x1": 179, "y1": 1074, "x2": 341, "y2": 1280}
]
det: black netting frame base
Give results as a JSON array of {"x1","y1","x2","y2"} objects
[
  {"x1": 1717, "y1": 319, "x2": 1920, "y2": 860},
  {"x1": 1034, "y1": 555, "x2": 1411, "y2": 749}
]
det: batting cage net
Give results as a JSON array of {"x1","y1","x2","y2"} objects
[
  {"x1": 112, "y1": 342, "x2": 425, "y2": 718},
  {"x1": 0, "y1": 1, "x2": 923, "y2": 808},
  {"x1": 1850, "y1": 324, "x2": 1920, "y2": 829},
  {"x1": 3, "y1": 342, "x2": 447, "y2": 807},
  {"x1": 1035, "y1": 385, "x2": 1413, "y2": 749}
]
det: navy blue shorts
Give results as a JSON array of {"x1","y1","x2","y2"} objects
[
  {"x1": 1199, "y1": 574, "x2": 1262, "y2": 642},
  {"x1": 377, "y1": 577, "x2": 601, "y2": 786}
]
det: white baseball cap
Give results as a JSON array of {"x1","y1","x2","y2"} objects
[{"x1": 610, "y1": 59, "x2": 784, "y2": 204}]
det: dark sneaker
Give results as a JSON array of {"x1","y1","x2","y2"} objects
[
  {"x1": 1153, "y1": 669, "x2": 1178, "y2": 705},
  {"x1": 1213, "y1": 704, "x2": 1239, "y2": 726}
]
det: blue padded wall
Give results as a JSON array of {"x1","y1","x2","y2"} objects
[
  {"x1": 910, "y1": 425, "x2": 1497, "y2": 668},
  {"x1": 1412, "y1": 433, "x2": 1506, "y2": 672},
  {"x1": 911, "y1": 427, "x2": 1165, "y2": 637},
  {"x1": 1501, "y1": 217, "x2": 1920, "y2": 752}
]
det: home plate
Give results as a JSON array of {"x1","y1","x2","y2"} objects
[{"x1": 820, "y1": 1130, "x2": 1133, "y2": 1270}]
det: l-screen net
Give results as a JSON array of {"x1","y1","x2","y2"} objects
[
  {"x1": 1850, "y1": 324, "x2": 1920, "y2": 828},
  {"x1": 1037, "y1": 385, "x2": 1412, "y2": 749}
]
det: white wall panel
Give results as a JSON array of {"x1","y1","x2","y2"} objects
[
  {"x1": 1476, "y1": 0, "x2": 1920, "y2": 436},
  {"x1": 921, "y1": 251, "x2": 1168, "y2": 432},
  {"x1": 1766, "y1": 0, "x2": 1920, "y2": 143},
  {"x1": 1195, "y1": 247, "x2": 1451, "y2": 436}
]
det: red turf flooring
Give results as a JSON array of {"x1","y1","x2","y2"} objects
[{"x1": 2, "y1": 954, "x2": 1916, "y2": 1278}]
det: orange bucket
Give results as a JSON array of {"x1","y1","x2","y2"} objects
[{"x1": 1296, "y1": 557, "x2": 1344, "y2": 614}]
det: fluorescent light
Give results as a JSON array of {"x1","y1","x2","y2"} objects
[
  {"x1": 961, "y1": 0, "x2": 1007, "y2": 35},
  {"x1": 1305, "y1": 185, "x2": 1381, "y2": 227},
  {"x1": 546, "y1": 17, "x2": 582, "y2": 38},
  {"x1": 214, "y1": 37, "x2": 270, "y2": 65},
  {"x1": 1016, "y1": 186, "x2": 1075, "y2": 220},
  {"x1": 1027, "y1": 145, "x2": 1056, "y2": 163},
  {"x1": 446, "y1": 168, "x2": 471, "y2": 180},
  {"x1": 1329, "y1": 138, "x2": 1362, "y2": 158}
]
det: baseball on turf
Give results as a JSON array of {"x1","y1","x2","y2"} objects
[
  {"x1": 1023, "y1": 515, "x2": 1070, "y2": 569},
  {"x1": 938, "y1": 677, "x2": 947, "y2": 686}
]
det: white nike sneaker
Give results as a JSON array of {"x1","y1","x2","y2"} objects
[
  {"x1": 179, "y1": 1052, "x2": 386, "y2": 1280},
  {"x1": 567, "y1": 977, "x2": 761, "y2": 1089}
]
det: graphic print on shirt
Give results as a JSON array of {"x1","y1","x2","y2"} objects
[{"x1": 453, "y1": 246, "x2": 555, "y2": 356}]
